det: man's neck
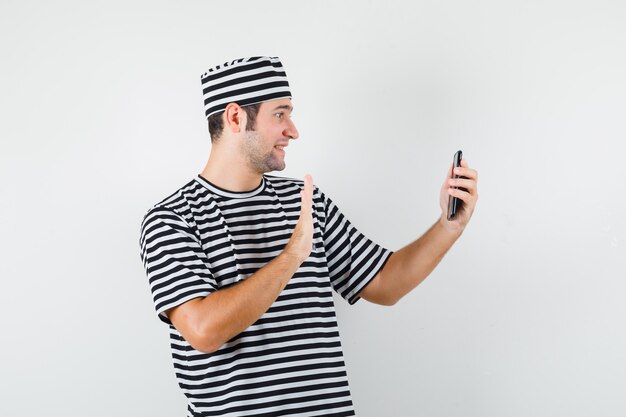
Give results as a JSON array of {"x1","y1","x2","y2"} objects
[{"x1": 200, "y1": 150, "x2": 263, "y2": 192}]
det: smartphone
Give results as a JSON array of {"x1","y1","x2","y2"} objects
[{"x1": 447, "y1": 150, "x2": 466, "y2": 221}]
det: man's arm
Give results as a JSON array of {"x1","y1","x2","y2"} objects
[
  {"x1": 360, "y1": 160, "x2": 478, "y2": 306},
  {"x1": 360, "y1": 219, "x2": 461, "y2": 306},
  {"x1": 168, "y1": 175, "x2": 315, "y2": 353}
]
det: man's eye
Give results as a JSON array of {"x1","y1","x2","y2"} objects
[{"x1": 274, "y1": 113, "x2": 284, "y2": 120}]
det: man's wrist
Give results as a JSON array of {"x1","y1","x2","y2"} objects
[
  {"x1": 277, "y1": 251, "x2": 304, "y2": 270},
  {"x1": 438, "y1": 215, "x2": 464, "y2": 237}
]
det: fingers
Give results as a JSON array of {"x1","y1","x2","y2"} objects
[
  {"x1": 447, "y1": 159, "x2": 478, "y2": 201},
  {"x1": 300, "y1": 174, "x2": 314, "y2": 214},
  {"x1": 453, "y1": 160, "x2": 478, "y2": 181},
  {"x1": 448, "y1": 159, "x2": 479, "y2": 204},
  {"x1": 447, "y1": 177, "x2": 476, "y2": 194},
  {"x1": 303, "y1": 174, "x2": 313, "y2": 195},
  {"x1": 447, "y1": 186, "x2": 472, "y2": 202}
]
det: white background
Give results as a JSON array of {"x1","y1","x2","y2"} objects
[{"x1": 1, "y1": 0, "x2": 625, "y2": 416}]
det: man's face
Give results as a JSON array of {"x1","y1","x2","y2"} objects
[{"x1": 240, "y1": 98, "x2": 299, "y2": 174}]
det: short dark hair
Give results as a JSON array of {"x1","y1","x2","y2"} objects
[{"x1": 207, "y1": 103, "x2": 261, "y2": 143}]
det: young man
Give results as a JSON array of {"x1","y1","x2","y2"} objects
[{"x1": 139, "y1": 56, "x2": 478, "y2": 417}]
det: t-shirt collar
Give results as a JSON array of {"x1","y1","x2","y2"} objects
[{"x1": 195, "y1": 174, "x2": 266, "y2": 199}]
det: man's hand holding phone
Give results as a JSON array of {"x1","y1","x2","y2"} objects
[{"x1": 440, "y1": 150, "x2": 479, "y2": 233}]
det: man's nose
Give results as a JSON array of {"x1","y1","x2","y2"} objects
[{"x1": 284, "y1": 118, "x2": 299, "y2": 140}]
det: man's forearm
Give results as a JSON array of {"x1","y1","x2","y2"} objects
[
  {"x1": 377, "y1": 218, "x2": 462, "y2": 305},
  {"x1": 196, "y1": 252, "x2": 301, "y2": 351},
  {"x1": 168, "y1": 252, "x2": 302, "y2": 353}
]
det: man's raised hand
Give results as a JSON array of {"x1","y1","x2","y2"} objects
[{"x1": 284, "y1": 174, "x2": 314, "y2": 265}]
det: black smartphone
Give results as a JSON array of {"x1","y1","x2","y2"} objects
[{"x1": 447, "y1": 150, "x2": 466, "y2": 221}]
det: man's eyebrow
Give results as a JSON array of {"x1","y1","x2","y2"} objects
[{"x1": 272, "y1": 104, "x2": 293, "y2": 112}]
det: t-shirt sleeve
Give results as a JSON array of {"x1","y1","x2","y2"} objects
[
  {"x1": 139, "y1": 206, "x2": 218, "y2": 325},
  {"x1": 319, "y1": 190, "x2": 393, "y2": 305}
]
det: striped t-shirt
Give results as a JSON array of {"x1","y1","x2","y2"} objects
[{"x1": 139, "y1": 174, "x2": 393, "y2": 417}]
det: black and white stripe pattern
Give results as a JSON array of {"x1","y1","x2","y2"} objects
[
  {"x1": 201, "y1": 56, "x2": 292, "y2": 119},
  {"x1": 139, "y1": 175, "x2": 392, "y2": 417}
]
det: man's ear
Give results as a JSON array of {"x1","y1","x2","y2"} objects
[{"x1": 223, "y1": 103, "x2": 247, "y2": 134}]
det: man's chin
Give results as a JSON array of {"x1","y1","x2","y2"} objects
[
  {"x1": 268, "y1": 163, "x2": 286, "y2": 173},
  {"x1": 267, "y1": 157, "x2": 286, "y2": 172},
  {"x1": 256, "y1": 161, "x2": 286, "y2": 174}
]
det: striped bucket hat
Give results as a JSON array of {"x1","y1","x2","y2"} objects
[{"x1": 200, "y1": 56, "x2": 292, "y2": 119}]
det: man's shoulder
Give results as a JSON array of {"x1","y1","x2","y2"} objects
[{"x1": 141, "y1": 178, "x2": 203, "y2": 226}]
